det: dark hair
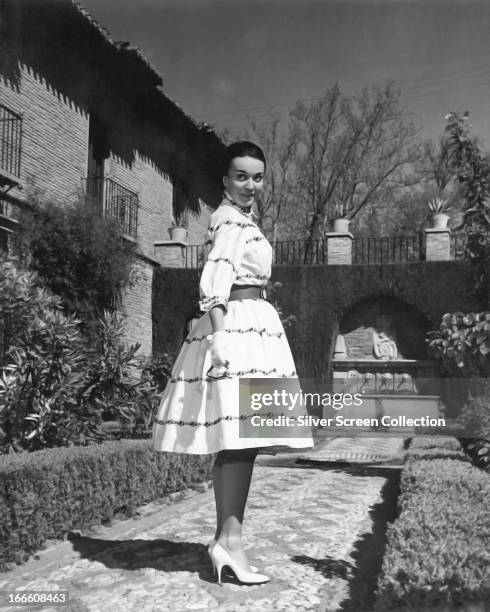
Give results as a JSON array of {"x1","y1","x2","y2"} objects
[{"x1": 222, "y1": 141, "x2": 266, "y2": 177}]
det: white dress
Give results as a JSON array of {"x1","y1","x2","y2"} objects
[{"x1": 151, "y1": 200, "x2": 314, "y2": 454}]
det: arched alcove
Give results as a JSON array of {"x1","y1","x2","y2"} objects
[
  {"x1": 333, "y1": 295, "x2": 443, "y2": 396},
  {"x1": 338, "y1": 295, "x2": 431, "y2": 360}
]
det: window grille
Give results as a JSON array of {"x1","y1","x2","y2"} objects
[
  {"x1": 104, "y1": 178, "x2": 138, "y2": 238},
  {"x1": 0, "y1": 105, "x2": 22, "y2": 177}
]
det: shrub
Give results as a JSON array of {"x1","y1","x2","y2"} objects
[
  {"x1": 426, "y1": 311, "x2": 490, "y2": 469},
  {"x1": 445, "y1": 111, "x2": 490, "y2": 261},
  {"x1": 374, "y1": 437, "x2": 489, "y2": 611},
  {"x1": 0, "y1": 256, "x2": 157, "y2": 452},
  {"x1": 140, "y1": 352, "x2": 176, "y2": 395},
  {"x1": 426, "y1": 311, "x2": 490, "y2": 378},
  {"x1": 15, "y1": 194, "x2": 142, "y2": 341},
  {"x1": 0, "y1": 438, "x2": 214, "y2": 571},
  {"x1": 456, "y1": 386, "x2": 490, "y2": 471}
]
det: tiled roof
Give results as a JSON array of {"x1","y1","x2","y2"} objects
[{"x1": 72, "y1": 1, "x2": 219, "y2": 139}]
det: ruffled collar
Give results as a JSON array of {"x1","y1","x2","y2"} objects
[{"x1": 222, "y1": 192, "x2": 257, "y2": 220}]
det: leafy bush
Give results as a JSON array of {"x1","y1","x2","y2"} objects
[
  {"x1": 457, "y1": 387, "x2": 490, "y2": 471},
  {"x1": 427, "y1": 311, "x2": 490, "y2": 470},
  {"x1": 0, "y1": 256, "x2": 157, "y2": 453},
  {"x1": 374, "y1": 437, "x2": 489, "y2": 611},
  {"x1": 426, "y1": 311, "x2": 490, "y2": 378},
  {"x1": 445, "y1": 111, "x2": 490, "y2": 261},
  {"x1": 0, "y1": 438, "x2": 214, "y2": 571},
  {"x1": 140, "y1": 352, "x2": 176, "y2": 394},
  {"x1": 15, "y1": 194, "x2": 142, "y2": 341}
]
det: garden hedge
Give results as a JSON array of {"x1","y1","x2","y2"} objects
[
  {"x1": 374, "y1": 436, "x2": 489, "y2": 611},
  {"x1": 0, "y1": 439, "x2": 213, "y2": 572}
]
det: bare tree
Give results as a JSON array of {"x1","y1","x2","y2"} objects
[
  {"x1": 289, "y1": 81, "x2": 422, "y2": 242},
  {"x1": 244, "y1": 116, "x2": 297, "y2": 241}
]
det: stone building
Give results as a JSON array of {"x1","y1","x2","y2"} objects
[{"x1": 0, "y1": 0, "x2": 224, "y2": 356}]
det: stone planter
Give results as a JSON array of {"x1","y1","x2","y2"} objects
[
  {"x1": 431, "y1": 213, "x2": 450, "y2": 229},
  {"x1": 332, "y1": 218, "x2": 351, "y2": 233},
  {"x1": 168, "y1": 226, "x2": 188, "y2": 242}
]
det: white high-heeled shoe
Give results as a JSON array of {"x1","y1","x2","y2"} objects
[
  {"x1": 208, "y1": 539, "x2": 258, "y2": 573},
  {"x1": 208, "y1": 542, "x2": 270, "y2": 585}
]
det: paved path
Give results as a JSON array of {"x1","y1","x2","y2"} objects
[{"x1": 0, "y1": 438, "x2": 404, "y2": 612}]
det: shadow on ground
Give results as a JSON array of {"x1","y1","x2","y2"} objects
[{"x1": 67, "y1": 534, "x2": 219, "y2": 583}]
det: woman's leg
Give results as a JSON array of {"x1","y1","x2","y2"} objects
[{"x1": 212, "y1": 447, "x2": 259, "y2": 570}]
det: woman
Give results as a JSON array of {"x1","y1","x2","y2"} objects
[{"x1": 152, "y1": 141, "x2": 314, "y2": 584}]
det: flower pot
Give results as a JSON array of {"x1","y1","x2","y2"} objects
[
  {"x1": 169, "y1": 227, "x2": 188, "y2": 242},
  {"x1": 332, "y1": 218, "x2": 351, "y2": 233},
  {"x1": 431, "y1": 213, "x2": 450, "y2": 229}
]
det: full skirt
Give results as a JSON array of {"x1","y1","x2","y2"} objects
[{"x1": 151, "y1": 299, "x2": 314, "y2": 454}]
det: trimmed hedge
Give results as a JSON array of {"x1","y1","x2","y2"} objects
[
  {"x1": 374, "y1": 436, "x2": 490, "y2": 611},
  {"x1": 0, "y1": 439, "x2": 213, "y2": 572}
]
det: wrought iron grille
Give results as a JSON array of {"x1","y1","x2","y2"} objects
[
  {"x1": 105, "y1": 179, "x2": 138, "y2": 238},
  {"x1": 352, "y1": 235, "x2": 423, "y2": 264},
  {"x1": 84, "y1": 177, "x2": 139, "y2": 238},
  {"x1": 185, "y1": 244, "x2": 207, "y2": 269},
  {"x1": 273, "y1": 239, "x2": 328, "y2": 265},
  {"x1": 0, "y1": 105, "x2": 22, "y2": 177},
  {"x1": 183, "y1": 231, "x2": 488, "y2": 269}
]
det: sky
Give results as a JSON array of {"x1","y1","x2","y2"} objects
[{"x1": 80, "y1": 0, "x2": 490, "y2": 147}]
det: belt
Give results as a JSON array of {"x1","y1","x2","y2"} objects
[{"x1": 229, "y1": 284, "x2": 267, "y2": 301}]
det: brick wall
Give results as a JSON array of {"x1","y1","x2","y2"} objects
[
  {"x1": 118, "y1": 258, "x2": 155, "y2": 357},
  {"x1": 0, "y1": 65, "x2": 89, "y2": 206},
  {"x1": 0, "y1": 67, "x2": 219, "y2": 358}
]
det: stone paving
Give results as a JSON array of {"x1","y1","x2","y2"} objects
[{"x1": 0, "y1": 437, "x2": 405, "y2": 612}]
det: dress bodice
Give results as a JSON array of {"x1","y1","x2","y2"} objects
[{"x1": 199, "y1": 200, "x2": 272, "y2": 312}]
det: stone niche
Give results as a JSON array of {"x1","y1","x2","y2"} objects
[{"x1": 332, "y1": 295, "x2": 442, "y2": 395}]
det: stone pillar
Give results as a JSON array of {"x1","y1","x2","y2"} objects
[
  {"x1": 153, "y1": 240, "x2": 187, "y2": 268},
  {"x1": 325, "y1": 232, "x2": 353, "y2": 264},
  {"x1": 424, "y1": 228, "x2": 451, "y2": 261}
]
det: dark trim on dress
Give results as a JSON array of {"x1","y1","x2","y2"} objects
[
  {"x1": 209, "y1": 220, "x2": 256, "y2": 232},
  {"x1": 185, "y1": 328, "x2": 284, "y2": 343},
  {"x1": 245, "y1": 236, "x2": 265, "y2": 244},
  {"x1": 170, "y1": 368, "x2": 296, "y2": 383},
  {"x1": 207, "y1": 257, "x2": 238, "y2": 274},
  {"x1": 154, "y1": 411, "x2": 288, "y2": 427}
]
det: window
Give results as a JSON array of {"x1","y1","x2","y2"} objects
[
  {"x1": 0, "y1": 104, "x2": 22, "y2": 178},
  {"x1": 105, "y1": 178, "x2": 139, "y2": 239}
]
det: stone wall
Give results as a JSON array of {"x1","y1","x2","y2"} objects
[{"x1": 153, "y1": 260, "x2": 485, "y2": 381}]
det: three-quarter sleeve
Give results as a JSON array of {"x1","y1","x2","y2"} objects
[{"x1": 199, "y1": 221, "x2": 249, "y2": 313}]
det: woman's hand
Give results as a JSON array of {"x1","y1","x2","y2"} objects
[{"x1": 210, "y1": 330, "x2": 230, "y2": 368}]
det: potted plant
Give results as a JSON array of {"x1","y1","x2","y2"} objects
[
  {"x1": 331, "y1": 202, "x2": 351, "y2": 233},
  {"x1": 168, "y1": 210, "x2": 188, "y2": 242},
  {"x1": 428, "y1": 197, "x2": 452, "y2": 229}
]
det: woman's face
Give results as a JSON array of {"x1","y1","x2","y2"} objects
[{"x1": 223, "y1": 155, "x2": 264, "y2": 207}]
